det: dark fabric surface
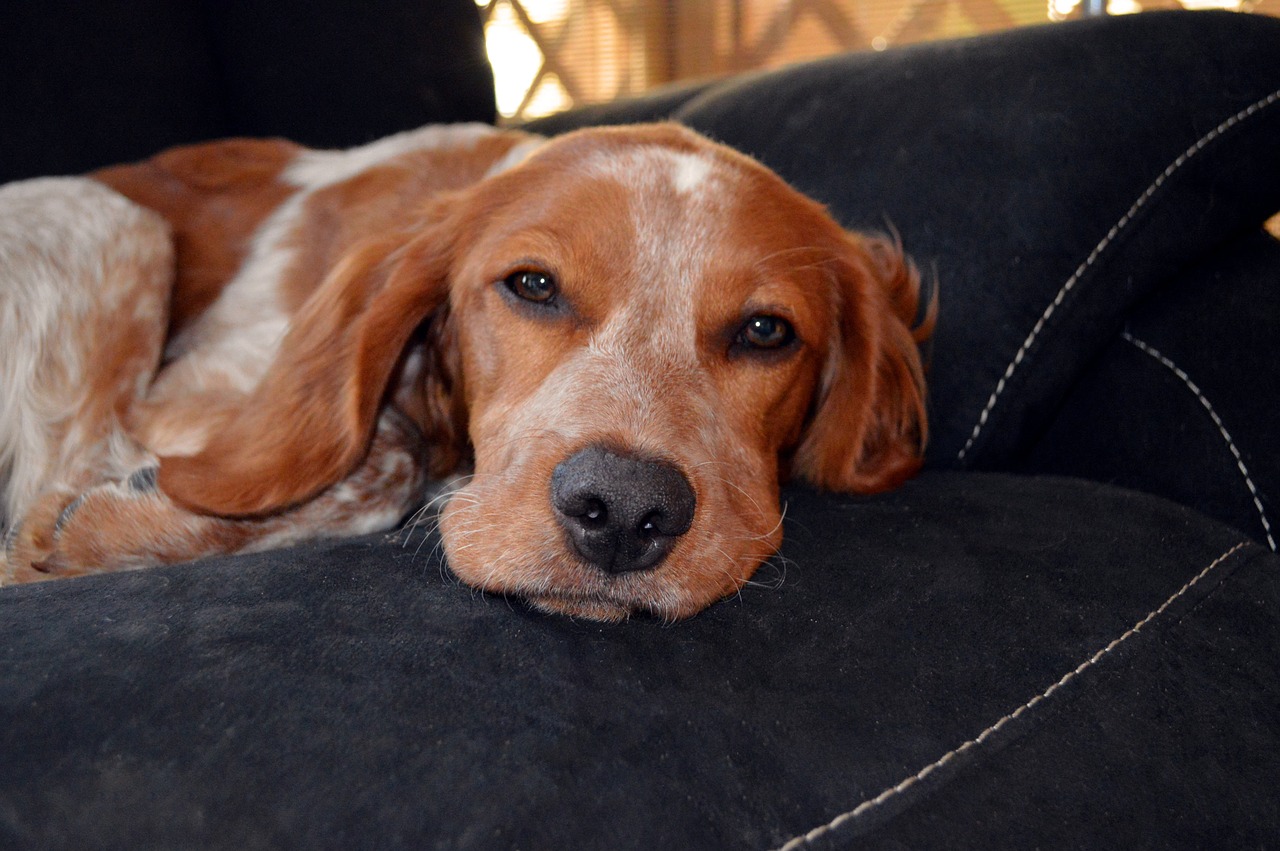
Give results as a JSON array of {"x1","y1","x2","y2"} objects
[
  {"x1": 0, "y1": 1, "x2": 226, "y2": 184},
  {"x1": 1021, "y1": 228, "x2": 1280, "y2": 551},
  {"x1": 855, "y1": 539, "x2": 1280, "y2": 850},
  {"x1": 201, "y1": 0, "x2": 496, "y2": 148},
  {"x1": 521, "y1": 12, "x2": 1280, "y2": 479},
  {"x1": 0, "y1": 0, "x2": 495, "y2": 183},
  {"x1": 520, "y1": 77, "x2": 719, "y2": 136},
  {"x1": 1, "y1": 474, "x2": 1275, "y2": 849}
]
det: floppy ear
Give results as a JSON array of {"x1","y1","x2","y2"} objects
[
  {"x1": 156, "y1": 212, "x2": 462, "y2": 517},
  {"x1": 792, "y1": 232, "x2": 935, "y2": 494}
]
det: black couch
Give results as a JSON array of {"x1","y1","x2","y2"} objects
[{"x1": 2, "y1": 4, "x2": 1278, "y2": 848}]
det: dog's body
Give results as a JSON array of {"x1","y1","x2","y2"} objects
[{"x1": 0, "y1": 123, "x2": 931, "y2": 620}]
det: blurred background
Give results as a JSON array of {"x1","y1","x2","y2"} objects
[{"x1": 475, "y1": 0, "x2": 1277, "y2": 121}]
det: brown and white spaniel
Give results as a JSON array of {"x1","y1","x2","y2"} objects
[{"x1": 0, "y1": 122, "x2": 933, "y2": 621}]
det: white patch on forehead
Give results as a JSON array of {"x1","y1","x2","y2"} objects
[
  {"x1": 284, "y1": 122, "x2": 499, "y2": 190},
  {"x1": 669, "y1": 151, "x2": 714, "y2": 195},
  {"x1": 581, "y1": 145, "x2": 720, "y2": 196}
]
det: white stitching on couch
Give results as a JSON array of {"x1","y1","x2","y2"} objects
[
  {"x1": 957, "y1": 88, "x2": 1280, "y2": 464},
  {"x1": 775, "y1": 540, "x2": 1249, "y2": 851},
  {"x1": 1122, "y1": 332, "x2": 1276, "y2": 552}
]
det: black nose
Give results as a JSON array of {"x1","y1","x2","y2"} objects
[{"x1": 551, "y1": 445, "x2": 696, "y2": 574}]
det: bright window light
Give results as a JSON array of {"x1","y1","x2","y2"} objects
[{"x1": 483, "y1": 1, "x2": 546, "y2": 117}]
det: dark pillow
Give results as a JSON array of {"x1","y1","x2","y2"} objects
[
  {"x1": 674, "y1": 11, "x2": 1280, "y2": 469},
  {"x1": 1, "y1": 474, "x2": 1276, "y2": 848},
  {"x1": 522, "y1": 78, "x2": 718, "y2": 135}
]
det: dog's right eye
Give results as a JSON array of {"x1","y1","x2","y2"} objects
[
  {"x1": 736, "y1": 314, "x2": 796, "y2": 351},
  {"x1": 504, "y1": 270, "x2": 557, "y2": 304}
]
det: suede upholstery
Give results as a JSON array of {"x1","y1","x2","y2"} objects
[{"x1": 2, "y1": 7, "x2": 1278, "y2": 849}]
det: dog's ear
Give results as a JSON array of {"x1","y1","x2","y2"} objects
[
  {"x1": 792, "y1": 231, "x2": 934, "y2": 494},
  {"x1": 157, "y1": 206, "x2": 464, "y2": 517}
]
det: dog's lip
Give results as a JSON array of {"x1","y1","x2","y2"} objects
[
  {"x1": 517, "y1": 557, "x2": 683, "y2": 622},
  {"x1": 525, "y1": 592, "x2": 634, "y2": 623}
]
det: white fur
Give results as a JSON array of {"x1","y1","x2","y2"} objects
[
  {"x1": 627, "y1": 149, "x2": 726, "y2": 358},
  {"x1": 285, "y1": 123, "x2": 499, "y2": 191},
  {"x1": 670, "y1": 151, "x2": 714, "y2": 194},
  {"x1": 583, "y1": 145, "x2": 716, "y2": 197},
  {"x1": 483, "y1": 136, "x2": 546, "y2": 179}
]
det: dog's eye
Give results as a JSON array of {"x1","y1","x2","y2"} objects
[
  {"x1": 504, "y1": 270, "x2": 557, "y2": 304},
  {"x1": 738, "y1": 314, "x2": 795, "y2": 350}
]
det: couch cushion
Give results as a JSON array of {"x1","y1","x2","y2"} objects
[
  {"x1": 522, "y1": 78, "x2": 719, "y2": 135},
  {"x1": 1, "y1": 474, "x2": 1275, "y2": 848},
  {"x1": 683, "y1": 11, "x2": 1280, "y2": 471}
]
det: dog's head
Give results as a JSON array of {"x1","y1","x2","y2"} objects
[{"x1": 160, "y1": 124, "x2": 932, "y2": 621}]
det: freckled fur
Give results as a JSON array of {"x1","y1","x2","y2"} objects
[{"x1": 0, "y1": 179, "x2": 169, "y2": 531}]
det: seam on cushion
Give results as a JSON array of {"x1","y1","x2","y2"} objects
[
  {"x1": 957, "y1": 88, "x2": 1280, "y2": 464},
  {"x1": 1122, "y1": 332, "x2": 1276, "y2": 552},
  {"x1": 774, "y1": 540, "x2": 1249, "y2": 851}
]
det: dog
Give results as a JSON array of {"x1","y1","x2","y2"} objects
[{"x1": 0, "y1": 122, "x2": 933, "y2": 621}]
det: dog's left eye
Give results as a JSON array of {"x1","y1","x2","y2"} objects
[
  {"x1": 504, "y1": 270, "x2": 557, "y2": 304},
  {"x1": 738, "y1": 314, "x2": 795, "y2": 350}
]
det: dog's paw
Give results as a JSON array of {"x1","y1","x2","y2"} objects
[
  {"x1": 3, "y1": 489, "x2": 78, "y2": 582},
  {"x1": 2, "y1": 469, "x2": 187, "y2": 582}
]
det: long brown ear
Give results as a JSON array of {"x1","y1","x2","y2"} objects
[
  {"x1": 792, "y1": 231, "x2": 935, "y2": 494},
  {"x1": 157, "y1": 218, "x2": 460, "y2": 517}
]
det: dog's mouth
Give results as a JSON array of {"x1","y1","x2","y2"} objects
[
  {"x1": 523, "y1": 593, "x2": 634, "y2": 623},
  {"x1": 515, "y1": 567, "x2": 732, "y2": 622}
]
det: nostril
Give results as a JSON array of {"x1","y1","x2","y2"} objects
[
  {"x1": 577, "y1": 498, "x2": 609, "y2": 528},
  {"x1": 640, "y1": 499, "x2": 695, "y2": 538},
  {"x1": 638, "y1": 509, "x2": 679, "y2": 540}
]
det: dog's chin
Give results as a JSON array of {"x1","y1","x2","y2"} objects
[
  {"x1": 525, "y1": 594, "x2": 634, "y2": 623},
  {"x1": 445, "y1": 540, "x2": 775, "y2": 623},
  {"x1": 458, "y1": 563, "x2": 734, "y2": 623}
]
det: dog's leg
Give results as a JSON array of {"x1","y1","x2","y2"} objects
[
  {"x1": 3, "y1": 410, "x2": 427, "y2": 583},
  {"x1": 0, "y1": 178, "x2": 173, "y2": 578}
]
